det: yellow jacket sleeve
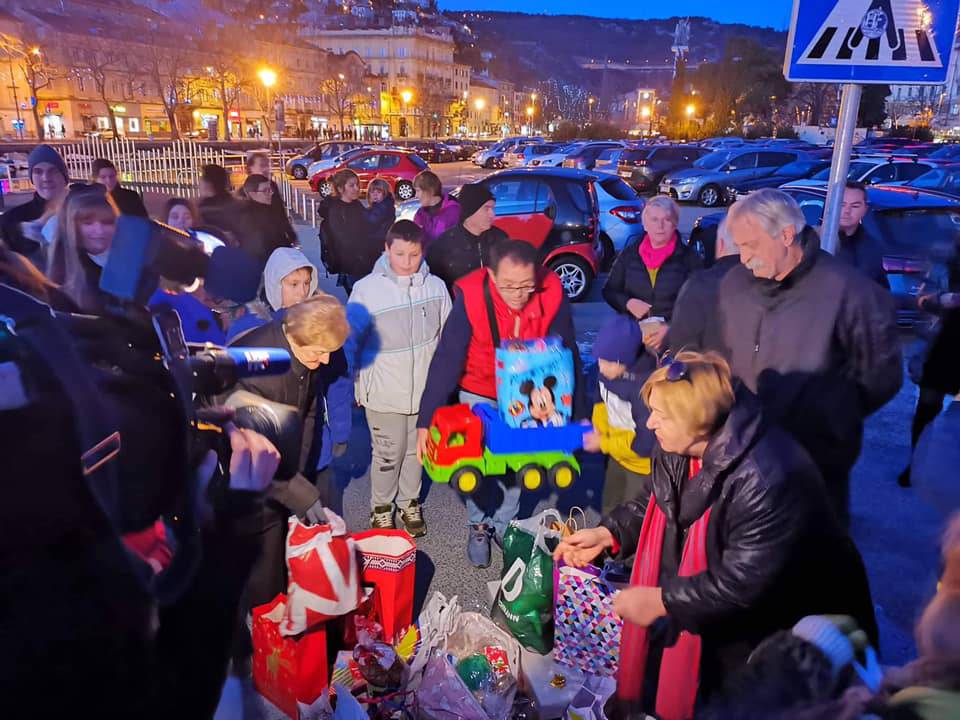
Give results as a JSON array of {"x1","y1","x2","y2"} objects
[{"x1": 592, "y1": 403, "x2": 651, "y2": 475}]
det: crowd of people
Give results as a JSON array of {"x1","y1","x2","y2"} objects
[{"x1": 1, "y1": 142, "x2": 958, "y2": 719}]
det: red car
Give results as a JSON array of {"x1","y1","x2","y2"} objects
[{"x1": 309, "y1": 149, "x2": 428, "y2": 201}]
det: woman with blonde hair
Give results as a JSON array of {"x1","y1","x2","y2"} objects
[
  {"x1": 47, "y1": 183, "x2": 117, "y2": 313},
  {"x1": 602, "y1": 194, "x2": 701, "y2": 354},
  {"x1": 557, "y1": 351, "x2": 876, "y2": 719}
]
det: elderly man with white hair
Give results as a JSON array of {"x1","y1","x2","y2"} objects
[
  {"x1": 668, "y1": 215, "x2": 741, "y2": 354},
  {"x1": 718, "y1": 188, "x2": 902, "y2": 526}
]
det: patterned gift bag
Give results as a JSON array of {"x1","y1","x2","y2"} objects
[
  {"x1": 351, "y1": 529, "x2": 417, "y2": 642},
  {"x1": 554, "y1": 562, "x2": 630, "y2": 676}
]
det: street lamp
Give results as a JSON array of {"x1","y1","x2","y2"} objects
[
  {"x1": 588, "y1": 96, "x2": 595, "y2": 120},
  {"x1": 258, "y1": 66, "x2": 279, "y2": 153},
  {"x1": 400, "y1": 89, "x2": 413, "y2": 137},
  {"x1": 474, "y1": 97, "x2": 485, "y2": 141},
  {"x1": 685, "y1": 103, "x2": 696, "y2": 140}
]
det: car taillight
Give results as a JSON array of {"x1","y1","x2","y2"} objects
[{"x1": 609, "y1": 206, "x2": 640, "y2": 223}]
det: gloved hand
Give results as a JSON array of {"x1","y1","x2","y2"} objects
[
  {"x1": 332, "y1": 442, "x2": 348, "y2": 458},
  {"x1": 301, "y1": 499, "x2": 327, "y2": 526}
]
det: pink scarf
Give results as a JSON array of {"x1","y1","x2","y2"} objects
[
  {"x1": 639, "y1": 232, "x2": 678, "y2": 270},
  {"x1": 616, "y1": 458, "x2": 710, "y2": 720}
]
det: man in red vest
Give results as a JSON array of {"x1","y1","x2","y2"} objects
[{"x1": 416, "y1": 240, "x2": 584, "y2": 567}]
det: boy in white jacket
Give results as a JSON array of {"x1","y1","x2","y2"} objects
[{"x1": 347, "y1": 220, "x2": 452, "y2": 536}]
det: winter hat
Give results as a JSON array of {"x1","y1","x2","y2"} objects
[
  {"x1": 263, "y1": 247, "x2": 319, "y2": 311},
  {"x1": 791, "y1": 616, "x2": 856, "y2": 682},
  {"x1": 594, "y1": 314, "x2": 644, "y2": 364},
  {"x1": 28, "y1": 144, "x2": 68, "y2": 182},
  {"x1": 458, "y1": 182, "x2": 494, "y2": 222}
]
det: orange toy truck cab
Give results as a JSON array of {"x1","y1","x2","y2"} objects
[{"x1": 427, "y1": 404, "x2": 484, "y2": 467}]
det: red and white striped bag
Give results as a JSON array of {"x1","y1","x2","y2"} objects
[{"x1": 282, "y1": 516, "x2": 361, "y2": 636}]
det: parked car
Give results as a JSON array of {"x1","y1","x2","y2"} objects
[
  {"x1": 286, "y1": 141, "x2": 364, "y2": 179},
  {"x1": 901, "y1": 163, "x2": 960, "y2": 197},
  {"x1": 722, "y1": 158, "x2": 832, "y2": 203},
  {"x1": 660, "y1": 148, "x2": 808, "y2": 207},
  {"x1": 407, "y1": 142, "x2": 455, "y2": 164},
  {"x1": 309, "y1": 149, "x2": 428, "y2": 200},
  {"x1": 617, "y1": 144, "x2": 711, "y2": 194},
  {"x1": 528, "y1": 142, "x2": 585, "y2": 167},
  {"x1": 305, "y1": 145, "x2": 396, "y2": 180},
  {"x1": 473, "y1": 137, "x2": 544, "y2": 168},
  {"x1": 562, "y1": 142, "x2": 626, "y2": 170},
  {"x1": 689, "y1": 183, "x2": 960, "y2": 325},
  {"x1": 591, "y1": 172, "x2": 646, "y2": 263},
  {"x1": 504, "y1": 143, "x2": 564, "y2": 167},
  {"x1": 926, "y1": 144, "x2": 960, "y2": 162},
  {"x1": 443, "y1": 140, "x2": 479, "y2": 160},
  {"x1": 593, "y1": 146, "x2": 634, "y2": 172},
  {"x1": 787, "y1": 157, "x2": 936, "y2": 188}
]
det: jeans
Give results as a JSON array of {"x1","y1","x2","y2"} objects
[{"x1": 459, "y1": 390, "x2": 521, "y2": 536}]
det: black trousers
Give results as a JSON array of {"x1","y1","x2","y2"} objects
[{"x1": 601, "y1": 458, "x2": 650, "y2": 517}]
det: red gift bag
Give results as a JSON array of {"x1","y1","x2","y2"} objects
[
  {"x1": 284, "y1": 517, "x2": 361, "y2": 636},
  {"x1": 252, "y1": 595, "x2": 329, "y2": 719},
  {"x1": 351, "y1": 529, "x2": 416, "y2": 642}
]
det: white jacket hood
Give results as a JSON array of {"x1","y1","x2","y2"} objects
[{"x1": 264, "y1": 247, "x2": 319, "y2": 310}]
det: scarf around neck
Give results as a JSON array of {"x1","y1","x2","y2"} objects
[{"x1": 639, "y1": 232, "x2": 678, "y2": 270}]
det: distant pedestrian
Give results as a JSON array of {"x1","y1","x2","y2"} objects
[
  {"x1": 1, "y1": 144, "x2": 69, "y2": 262},
  {"x1": 720, "y1": 189, "x2": 902, "y2": 525},
  {"x1": 321, "y1": 169, "x2": 382, "y2": 292},
  {"x1": 198, "y1": 164, "x2": 246, "y2": 247},
  {"x1": 245, "y1": 151, "x2": 297, "y2": 248},
  {"x1": 91, "y1": 158, "x2": 148, "y2": 217},
  {"x1": 412, "y1": 170, "x2": 460, "y2": 249},
  {"x1": 603, "y1": 195, "x2": 701, "y2": 355},
  {"x1": 426, "y1": 182, "x2": 507, "y2": 294},
  {"x1": 240, "y1": 173, "x2": 294, "y2": 266},
  {"x1": 668, "y1": 215, "x2": 740, "y2": 354},
  {"x1": 836, "y1": 182, "x2": 888, "y2": 288},
  {"x1": 347, "y1": 220, "x2": 451, "y2": 536},
  {"x1": 364, "y1": 178, "x2": 395, "y2": 246}
]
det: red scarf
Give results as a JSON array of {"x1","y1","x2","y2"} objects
[
  {"x1": 639, "y1": 232, "x2": 678, "y2": 270},
  {"x1": 616, "y1": 458, "x2": 710, "y2": 720}
]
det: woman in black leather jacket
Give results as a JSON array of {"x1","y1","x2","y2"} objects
[{"x1": 555, "y1": 351, "x2": 876, "y2": 719}]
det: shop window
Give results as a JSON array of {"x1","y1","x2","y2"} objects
[{"x1": 128, "y1": 118, "x2": 140, "y2": 132}]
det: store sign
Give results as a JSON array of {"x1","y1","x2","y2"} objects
[
  {"x1": 229, "y1": 110, "x2": 240, "y2": 119},
  {"x1": 45, "y1": 102, "x2": 60, "y2": 112}
]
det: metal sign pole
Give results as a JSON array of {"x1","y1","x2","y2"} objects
[{"x1": 819, "y1": 83, "x2": 861, "y2": 255}]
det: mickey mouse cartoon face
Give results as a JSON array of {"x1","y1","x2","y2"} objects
[{"x1": 519, "y1": 376, "x2": 561, "y2": 427}]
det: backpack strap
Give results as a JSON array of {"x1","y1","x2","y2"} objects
[{"x1": 482, "y1": 275, "x2": 500, "y2": 349}]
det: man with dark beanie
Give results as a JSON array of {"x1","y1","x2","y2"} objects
[
  {"x1": 426, "y1": 182, "x2": 507, "y2": 294},
  {"x1": 1, "y1": 144, "x2": 69, "y2": 259}
]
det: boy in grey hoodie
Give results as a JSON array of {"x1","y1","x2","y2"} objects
[{"x1": 347, "y1": 221, "x2": 451, "y2": 536}]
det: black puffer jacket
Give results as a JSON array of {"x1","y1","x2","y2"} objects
[
  {"x1": 426, "y1": 222, "x2": 508, "y2": 294},
  {"x1": 601, "y1": 388, "x2": 877, "y2": 706},
  {"x1": 603, "y1": 233, "x2": 702, "y2": 321}
]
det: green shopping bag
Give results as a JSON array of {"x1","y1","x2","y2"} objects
[{"x1": 492, "y1": 509, "x2": 563, "y2": 654}]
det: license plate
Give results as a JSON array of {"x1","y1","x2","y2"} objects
[{"x1": 619, "y1": 171, "x2": 632, "y2": 178}]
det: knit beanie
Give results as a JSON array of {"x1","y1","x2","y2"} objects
[
  {"x1": 458, "y1": 182, "x2": 494, "y2": 222},
  {"x1": 791, "y1": 616, "x2": 855, "y2": 682},
  {"x1": 594, "y1": 314, "x2": 644, "y2": 364},
  {"x1": 28, "y1": 144, "x2": 68, "y2": 182}
]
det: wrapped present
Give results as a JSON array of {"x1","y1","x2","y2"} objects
[
  {"x1": 284, "y1": 517, "x2": 361, "y2": 636},
  {"x1": 329, "y1": 650, "x2": 366, "y2": 696},
  {"x1": 495, "y1": 337, "x2": 574, "y2": 429},
  {"x1": 554, "y1": 562, "x2": 630, "y2": 677},
  {"x1": 252, "y1": 595, "x2": 329, "y2": 719},
  {"x1": 351, "y1": 529, "x2": 416, "y2": 642}
]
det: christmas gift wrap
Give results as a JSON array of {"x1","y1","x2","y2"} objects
[
  {"x1": 252, "y1": 595, "x2": 329, "y2": 719},
  {"x1": 351, "y1": 528, "x2": 416, "y2": 642},
  {"x1": 284, "y1": 517, "x2": 361, "y2": 636},
  {"x1": 553, "y1": 562, "x2": 630, "y2": 677},
  {"x1": 495, "y1": 336, "x2": 574, "y2": 429}
]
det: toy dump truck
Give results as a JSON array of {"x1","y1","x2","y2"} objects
[{"x1": 423, "y1": 403, "x2": 587, "y2": 494}]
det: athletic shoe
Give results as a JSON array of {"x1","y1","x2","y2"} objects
[
  {"x1": 398, "y1": 500, "x2": 426, "y2": 538},
  {"x1": 370, "y1": 505, "x2": 395, "y2": 529}
]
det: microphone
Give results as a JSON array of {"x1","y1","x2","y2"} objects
[{"x1": 188, "y1": 347, "x2": 291, "y2": 395}]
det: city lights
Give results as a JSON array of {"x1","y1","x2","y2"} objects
[
  {"x1": 685, "y1": 103, "x2": 696, "y2": 117},
  {"x1": 257, "y1": 67, "x2": 277, "y2": 87},
  {"x1": 401, "y1": 89, "x2": 413, "y2": 104},
  {"x1": 474, "y1": 97, "x2": 485, "y2": 111}
]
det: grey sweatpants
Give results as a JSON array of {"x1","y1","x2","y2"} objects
[{"x1": 365, "y1": 409, "x2": 422, "y2": 510}]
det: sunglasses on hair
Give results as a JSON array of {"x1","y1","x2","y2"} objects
[{"x1": 660, "y1": 354, "x2": 690, "y2": 383}]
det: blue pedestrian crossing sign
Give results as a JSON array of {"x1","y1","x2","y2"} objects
[{"x1": 785, "y1": 0, "x2": 960, "y2": 83}]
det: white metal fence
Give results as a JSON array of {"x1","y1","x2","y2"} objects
[
  {"x1": 54, "y1": 137, "x2": 318, "y2": 226},
  {"x1": 60, "y1": 137, "x2": 228, "y2": 197}
]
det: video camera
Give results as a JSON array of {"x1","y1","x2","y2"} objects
[{"x1": 0, "y1": 214, "x2": 295, "y2": 598}]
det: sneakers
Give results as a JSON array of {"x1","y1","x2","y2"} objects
[
  {"x1": 398, "y1": 500, "x2": 427, "y2": 538},
  {"x1": 468, "y1": 524, "x2": 492, "y2": 568},
  {"x1": 370, "y1": 505, "x2": 395, "y2": 530}
]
